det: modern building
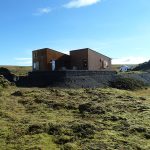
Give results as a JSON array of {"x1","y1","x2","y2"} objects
[
  {"x1": 32, "y1": 48, "x2": 70, "y2": 71},
  {"x1": 32, "y1": 48, "x2": 111, "y2": 71},
  {"x1": 70, "y1": 48, "x2": 111, "y2": 70}
]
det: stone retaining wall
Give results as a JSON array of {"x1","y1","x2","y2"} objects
[{"x1": 17, "y1": 71, "x2": 117, "y2": 87}]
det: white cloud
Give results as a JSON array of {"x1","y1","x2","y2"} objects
[
  {"x1": 64, "y1": 0, "x2": 101, "y2": 8},
  {"x1": 112, "y1": 56, "x2": 149, "y2": 65},
  {"x1": 33, "y1": 7, "x2": 51, "y2": 16},
  {"x1": 15, "y1": 58, "x2": 32, "y2": 61},
  {"x1": 14, "y1": 58, "x2": 32, "y2": 66}
]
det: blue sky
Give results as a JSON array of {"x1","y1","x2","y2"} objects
[{"x1": 0, "y1": 0, "x2": 150, "y2": 65}]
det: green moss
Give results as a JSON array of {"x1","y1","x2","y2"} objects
[
  {"x1": 0, "y1": 87, "x2": 150, "y2": 149},
  {"x1": 15, "y1": 133, "x2": 59, "y2": 150}
]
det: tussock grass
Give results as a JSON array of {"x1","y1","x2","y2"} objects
[{"x1": 0, "y1": 86, "x2": 150, "y2": 150}]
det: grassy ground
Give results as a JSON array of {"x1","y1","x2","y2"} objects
[
  {"x1": 0, "y1": 66, "x2": 32, "y2": 76},
  {"x1": 0, "y1": 85, "x2": 150, "y2": 150},
  {"x1": 111, "y1": 64, "x2": 122, "y2": 71}
]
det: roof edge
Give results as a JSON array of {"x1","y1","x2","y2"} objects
[
  {"x1": 32, "y1": 48, "x2": 69, "y2": 55},
  {"x1": 70, "y1": 48, "x2": 111, "y2": 59}
]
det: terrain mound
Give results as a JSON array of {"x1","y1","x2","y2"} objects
[
  {"x1": 0, "y1": 75, "x2": 11, "y2": 88},
  {"x1": 109, "y1": 77, "x2": 145, "y2": 90},
  {"x1": 0, "y1": 67, "x2": 16, "y2": 82},
  {"x1": 133, "y1": 60, "x2": 150, "y2": 71}
]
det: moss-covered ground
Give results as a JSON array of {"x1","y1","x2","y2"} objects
[{"x1": 0, "y1": 85, "x2": 150, "y2": 150}]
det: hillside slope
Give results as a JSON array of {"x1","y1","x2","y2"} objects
[
  {"x1": 0, "y1": 66, "x2": 32, "y2": 76},
  {"x1": 133, "y1": 60, "x2": 150, "y2": 71},
  {"x1": 0, "y1": 85, "x2": 150, "y2": 150}
]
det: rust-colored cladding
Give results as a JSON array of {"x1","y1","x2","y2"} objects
[
  {"x1": 70, "y1": 48, "x2": 111, "y2": 70},
  {"x1": 32, "y1": 48, "x2": 111, "y2": 71},
  {"x1": 70, "y1": 49, "x2": 88, "y2": 70},
  {"x1": 88, "y1": 49, "x2": 111, "y2": 70},
  {"x1": 32, "y1": 48, "x2": 70, "y2": 71}
]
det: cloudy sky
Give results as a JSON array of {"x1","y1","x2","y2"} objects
[{"x1": 0, "y1": 0, "x2": 150, "y2": 65}]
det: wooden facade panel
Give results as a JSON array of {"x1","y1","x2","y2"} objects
[
  {"x1": 33, "y1": 48, "x2": 70, "y2": 71},
  {"x1": 88, "y1": 49, "x2": 111, "y2": 70},
  {"x1": 70, "y1": 49, "x2": 88, "y2": 70},
  {"x1": 32, "y1": 49, "x2": 48, "y2": 71},
  {"x1": 70, "y1": 48, "x2": 111, "y2": 71},
  {"x1": 32, "y1": 48, "x2": 111, "y2": 71}
]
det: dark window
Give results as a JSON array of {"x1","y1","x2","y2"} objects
[
  {"x1": 33, "y1": 52, "x2": 38, "y2": 58},
  {"x1": 82, "y1": 59, "x2": 88, "y2": 68}
]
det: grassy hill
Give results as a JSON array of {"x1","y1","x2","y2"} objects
[
  {"x1": 133, "y1": 61, "x2": 150, "y2": 72},
  {"x1": 0, "y1": 66, "x2": 32, "y2": 76},
  {"x1": 112, "y1": 64, "x2": 138, "y2": 72},
  {"x1": 0, "y1": 84, "x2": 150, "y2": 150}
]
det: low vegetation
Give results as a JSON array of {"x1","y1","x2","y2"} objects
[
  {"x1": 0, "y1": 75, "x2": 11, "y2": 88},
  {"x1": 133, "y1": 60, "x2": 150, "y2": 72},
  {"x1": 0, "y1": 66, "x2": 32, "y2": 76},
  {"x1": 109, "y1": 77, "x2": 146, "y2": 90},
  {"x1": 0, "y1": 66, "x2": 150, "y2": 149},
  {"x1": 0, "y1": 83, "x2": 150, "y2": 149}
]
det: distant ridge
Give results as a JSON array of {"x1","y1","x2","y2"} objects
[{"x1": 133, "y1": 60, "x2": 150, "y2": 71}]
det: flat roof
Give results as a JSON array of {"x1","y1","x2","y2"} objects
[
  {"x1": 33, "y1": 48, "x2": 111, "y2": 59},
  {"x1": 33, "y1": 48, "x2": 68, "y2": 55},
  {"x1": 70, "y1": 48, "x2": 111, "y2": 59}
]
